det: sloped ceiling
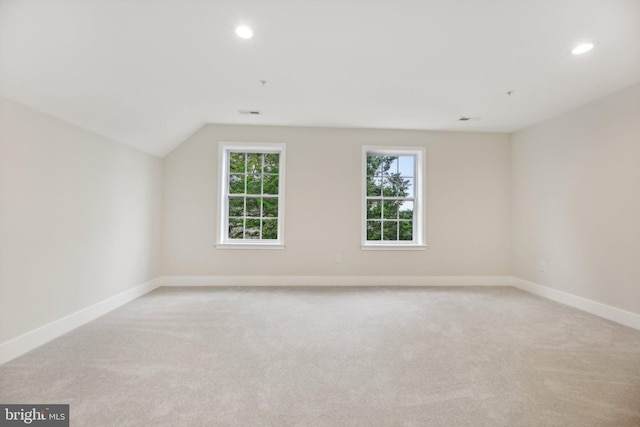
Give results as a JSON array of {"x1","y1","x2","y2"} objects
[{"x1": 1, "y1": 0, "x2": 639, "y2": 157}]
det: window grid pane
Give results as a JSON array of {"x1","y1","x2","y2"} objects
[
  {"x1": 367, "y1": 220, "x2": 382, "y2": 241},
  {"x1": 365, "y1": 152, "x2": 416, "y2": 243},
  {"x1": 226, "y1": 151, "x2": 280, "y2": 241}
]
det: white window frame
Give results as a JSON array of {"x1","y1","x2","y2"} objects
[
  {"x1": 217, "y1": 142, "x2": 286, "y2": 249},
  {"x1": 361, "y1": 146, "x2": 427, "y2": 250}
]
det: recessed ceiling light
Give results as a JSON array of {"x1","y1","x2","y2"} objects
[
  {"x1": 235, "y1": 25, "x2": 253, "y2": 39},
  {"x1": 571, "y1": 43, "x2": 594, "y2": 55}
]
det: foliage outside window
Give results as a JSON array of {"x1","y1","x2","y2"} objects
[
  {"x1": 218, "y1": 143, "x2": 285, "y2": 248},
  {"x1": 363, "y1": 147, "x2": 425, "y2": 249}
]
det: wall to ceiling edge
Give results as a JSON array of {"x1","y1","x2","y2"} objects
[
  {"x1": 1, "y1": 83, "x2": 638, "y2": 364},
  {"x1": 0, "y1": 96, "x2": 163, "y2": 357},
  {"x1": 162, "y1": 83, "x2": 640, "y2": 321}
]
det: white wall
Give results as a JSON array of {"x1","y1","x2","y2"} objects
[
  {"x1": 0, "y1": 97, "x2": 163, "y2": 344},
  {"x1": 512, "y1": 84, "x2": 640, "y2": 315},
  {"x1": 2, "y1": 80, "x2": 637, "y2": 348},
  {"x1": 162, "y1": 125, "x2": 511, "y2": 277}
]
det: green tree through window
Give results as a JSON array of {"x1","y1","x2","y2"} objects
[
  {"x1": 366, "y1": 154, "x2": 415, "y2": 241},
  {"x1": 227, "y1": 152, "x2": 280, "y2": 240}
]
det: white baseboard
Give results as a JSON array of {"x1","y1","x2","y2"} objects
[
  {"x1": 0, "y1": 278, "x2": 161, "y2": 366},
  {"x1": 7, "y1": 275, "x2": 635, "y2": 366},
  {"x1": 156, "y1": 275, "x2": 514, "y2": 287},
  {"x1": 160, "y1": 275, "x2": 640, "y2": 330},
  {"x1": 512, "y1": 277, "x2": 640, "y2": 331}
]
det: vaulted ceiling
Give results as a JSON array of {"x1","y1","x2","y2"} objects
[{"x1": 1, "y1": 0, "x2": 639, "y2": 157}]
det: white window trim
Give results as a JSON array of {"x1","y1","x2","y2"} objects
[
  {"x1": 361, "y1": 146, "x2": 427, "y2": 250},
  {"x1": 216, "y1": 142, "x2": 286, "y2": 249}
]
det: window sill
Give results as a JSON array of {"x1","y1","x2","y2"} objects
[
  {"x1": 216, "y1": 243, "x2": 285, "y2": 250},
  {"x1": 361, "y1": 244, "x2": 428, "y2": 251}
]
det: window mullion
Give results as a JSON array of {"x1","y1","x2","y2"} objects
[
  {"x1": 364, "y1": 148, "x2": 422, "y2": 246},
  {"x1": 220, "y1": 144, "x2": 285, "y2": 247},
  {"x1": 226, "y1": 151, "x2": 231, "y2": 241},
  {"x1": 243, "y1": 153, "x2": 248, "y2": 240},
  {"x1": 260, "y1": 153, "x2": 264, "y2": 239}
]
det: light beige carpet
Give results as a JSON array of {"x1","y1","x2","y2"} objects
[{"x1": 1, "y1": 286, "x2": 639, "y2": 426}]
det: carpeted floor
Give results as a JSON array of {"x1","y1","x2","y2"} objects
[{"x1": 1, "y1": 286, "x2": 639, "y2": 426}]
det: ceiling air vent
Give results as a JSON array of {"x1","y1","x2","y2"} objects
[{"x1": 238, "y1": 110, "x2": 261, "y2": 115}]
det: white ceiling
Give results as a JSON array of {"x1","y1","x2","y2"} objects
[{"x1": 1, "y1": 0, "x2": 639, "y2": 157}]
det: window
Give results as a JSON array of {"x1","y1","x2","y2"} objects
[
  {"x1": 218, "y1": 142, "x2": 285, "y2": 248},
  {"x1": 362, "y1": 146, "x2": 426, "y2": 249}
]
